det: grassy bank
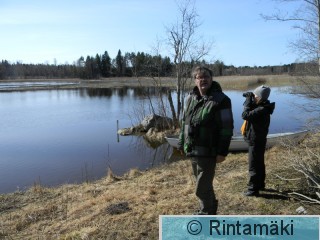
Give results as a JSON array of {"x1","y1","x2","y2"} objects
[
  {"x1": 1, "y1": 132, "x2": 320, "y2": 239},
  {"x1": 2, "y1": 74, "x2": 317, "y2": 92}
]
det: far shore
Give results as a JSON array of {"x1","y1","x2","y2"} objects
[{"x1": 0, "y1": 74, "x2": 315, "y2": 92}]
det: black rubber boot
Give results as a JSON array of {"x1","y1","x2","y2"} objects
[
  {"x1": 207, "y1": 200, "x2": 218, "y2": 215},
  {"x1": 243, "y1": 190, "x2": 259, "y2": 197}
]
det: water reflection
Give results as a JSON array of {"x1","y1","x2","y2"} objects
[
  {"x1": 84, "y1": 86, "x2": 172, "y2": 99},
  {"x1": 123, "y1": 135, "x2": 173, "y2": 169},
  {"x1": 85, "y1": 88, "x2": 113, "y2": 98}
]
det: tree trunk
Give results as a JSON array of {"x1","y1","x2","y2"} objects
[{"x1": 167, "y1": 90, "x2": 178, "y2": 127}]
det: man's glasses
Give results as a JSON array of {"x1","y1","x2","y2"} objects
[{"x1": 195, "y1": 75, "x2": 210, "y2": 80}]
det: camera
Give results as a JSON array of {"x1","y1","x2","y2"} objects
[
  {"x1": 188, "y1": 125, "x2": 196, "y2": 137},
  {"x1": 243, "y1": 92, "x2": 254, "y2": 98},
  {"x1": 188, "y1": 122, "x2": 200, "y2": 137}
]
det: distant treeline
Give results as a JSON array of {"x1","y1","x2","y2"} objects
[{"x1": 0, "y1": 49, "x2": 313, "y2": 80}]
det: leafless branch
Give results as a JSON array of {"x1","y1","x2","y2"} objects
[
  {"x1": 261, "y1": 0, "x2": 320, "y2": 67},
  {"x1": 273, "y1": 174, "x2": 302, "y2": 181},
  {"x1": 279, "y1": 131, "x2": 320, "y2": 204},
  {"x1": 289, "y1": 192, "x2": 320, "y2": 204}
]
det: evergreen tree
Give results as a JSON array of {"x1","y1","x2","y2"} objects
[
  {"x1": 101, "y1": 51, "x2": 111, "y2": 77},
  {"x1": 115, "y1": 49, "x2": 123, "y2": 77},
  {"x1": 84, "y1": 56, "x2": 94, "y2": 79},
  {"x1": 94, "y1": 54, "x2": 101, "y2": 78}
]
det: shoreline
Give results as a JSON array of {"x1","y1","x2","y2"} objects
[
  {"x1": 1, "y1": 138, "x2": 320, "y2": 239},
  {"x1": 0, "y1": 77, "x2": 177, "y2": 92},
  {"x1": 0, "y1": 74, "x2": 310, "y2": 92}
]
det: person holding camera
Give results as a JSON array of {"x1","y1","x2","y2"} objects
[
  {"x1": 177, "y1": 66, "x2": 234, "y2": 214},
  {"x1": 242, "y1": 85, "x2": 275, "y2": 197}
]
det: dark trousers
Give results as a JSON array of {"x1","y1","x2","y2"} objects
[
  {"x1": 248, "y1": 143, "x2": 266, "y2": 191},
  {"x1": 191, "y1": 157, "x2": 218, "y2": 214}
]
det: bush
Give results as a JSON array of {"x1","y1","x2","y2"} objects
[{"x1": 280, "y1": 131, "x2": 320, "y2": 203}]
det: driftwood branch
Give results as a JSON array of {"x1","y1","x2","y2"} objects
[
  {"x1": 273, "y1": 174, "x2": 302, "y2": 181},
  {"x1": 288, "y1": 192, "x2": 320, "y2": 204}
]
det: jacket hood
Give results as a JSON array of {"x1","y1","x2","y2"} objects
[
  {"x1": 262, "y1": 101, "x2": 275, "y2": 114},
  {"x1": 210, "y1": 81, "x2": 222, "y2": 92}
]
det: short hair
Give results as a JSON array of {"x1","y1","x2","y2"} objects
[{"x1": 192, "y1": 66, "x2": 213, "y2": 79}]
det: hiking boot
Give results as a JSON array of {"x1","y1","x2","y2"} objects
[
  {"x1": 193, "y1": 210, "x2": 208, "y2": 215},
  {"x1": 243, "y1": 190, "x2": 259, "y2": 197},
  {"x1": 193, "y1": 210, "x2": 217, "y2": 215}
]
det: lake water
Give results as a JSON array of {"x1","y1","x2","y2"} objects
[{"x1": 0, "y1": 85, "x2": 317, "y2": 193}]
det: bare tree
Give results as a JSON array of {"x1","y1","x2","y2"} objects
[
  {"x1": 130, "y1": 0, "x2": 213, "y2": 130},
  {"x1": 261, "y1": 0, "x2": 320, "y2": 74},
  {"x1": 166, "y1": 0, "x2": 213, "y2": 125},
  {"x1": 261, "y1": 0, "x2": 320, "y2": 100},
  {"x1": 262, "y1": 1, "x2": 320, "y2": 203}
]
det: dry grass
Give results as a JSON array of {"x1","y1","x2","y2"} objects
[
  {"x1": 1, "y1": 133, "x2": 320, "y2": 239},
  {"x1": 214, "y1": 74, "x2": 308, "y2": 91},
  {"x1": 90, "y1": 75, "x2": 317, "y2": 93},
  {"x1": 144, "y1": 74, "x2": 313, "y2": 90},
  {"x1": 3, "y1": 74, "x2": 316, "y2": 92}
]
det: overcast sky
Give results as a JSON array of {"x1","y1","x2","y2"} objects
[{"x1": 0, "y1": 0, "x2": 301, "y2": 67}]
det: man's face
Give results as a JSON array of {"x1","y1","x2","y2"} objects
[{"x1": 195, "y1": 73, "x2": 212, "y2": 95}]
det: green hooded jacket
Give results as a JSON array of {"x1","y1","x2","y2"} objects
[{"x1": 178, "y1": 81, "x2": 234, "y2": 157}]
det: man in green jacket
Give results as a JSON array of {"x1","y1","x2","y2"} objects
[{"x1": 178, "y1": 66, "x2": 234, "y2": 215}]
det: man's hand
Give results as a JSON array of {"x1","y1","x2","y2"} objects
[{"x1": 216, "y1": 155, "x2": 226, "y2": 163}]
